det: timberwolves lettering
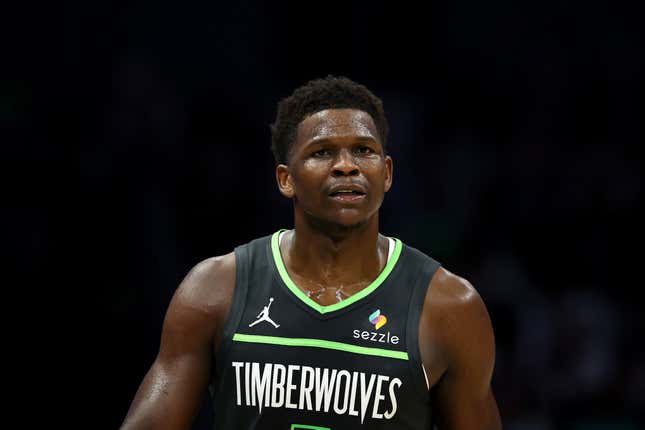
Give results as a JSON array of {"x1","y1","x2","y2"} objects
[{"x1": 231, "y1": 362, "x2": 403, "y2": 423}]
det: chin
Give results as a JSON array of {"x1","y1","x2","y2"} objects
[{"x1": 308, "y1": 210, "x2": 374, "y2": 233}]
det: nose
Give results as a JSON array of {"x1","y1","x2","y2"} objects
[{"x1": 332, "y1": 149, "x2": 359, "y2": 177}]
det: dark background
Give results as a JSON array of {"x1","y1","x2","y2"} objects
[{"x1": 6, "y1": 1, "x2": 643, "y2": 428}]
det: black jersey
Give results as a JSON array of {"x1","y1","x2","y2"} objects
[{"x1": 210, "y1": 230, "x2": 441, "y2": 429}]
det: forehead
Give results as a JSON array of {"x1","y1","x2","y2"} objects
[{"x1": 295, "y1": 108, "x2": 379, "y2": 145}]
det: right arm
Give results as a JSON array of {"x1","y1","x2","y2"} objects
[{"x1": 121, "y1": 252, "x2": 236, "y2": 430}]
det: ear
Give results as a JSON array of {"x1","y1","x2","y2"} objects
[
  {"x1": 276, "y1": 164, "x2": 295, "y2": 198},
  {"x1": 384, "y1": 155, "x2": 393, "y2": 193}
]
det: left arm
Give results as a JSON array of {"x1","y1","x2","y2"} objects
[{"x1": 422, "y1": 269, "x2": 502, "y2": 430}]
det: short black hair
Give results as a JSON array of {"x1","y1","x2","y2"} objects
[{"x1": 270, "y1": 75, "x2": 389, "y2": 165}]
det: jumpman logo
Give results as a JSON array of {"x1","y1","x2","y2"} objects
[{"x1": 249, "y1": 297, "x2": 280, "y2": 328}]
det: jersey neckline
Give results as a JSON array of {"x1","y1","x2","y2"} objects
[{"x1": 270, "y1": 229, "x2": 403, "y2": 315}]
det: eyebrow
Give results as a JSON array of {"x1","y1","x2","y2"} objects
[{"x1": 305, "y1": 136, "x2": 378, "y2": 147}]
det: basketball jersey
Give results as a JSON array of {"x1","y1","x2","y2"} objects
[{"x1": 210, "y1": 229, "x2": 441, "y2": 429}]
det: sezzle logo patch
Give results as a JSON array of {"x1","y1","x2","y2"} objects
[
  {"x1": 353, "y1": 309, "x2": 399, "y2": 345},
  {"x1": 369, "y1": 309, "x2": 387, "y2": 329}
]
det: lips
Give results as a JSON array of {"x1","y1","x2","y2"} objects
[
  {"x1": 328, "y1": 184, "x2": 367, "y2": 202},
  {"x1": 329, "y1": 190, "x2": 365, "y2": 196},
  {"x1": 328, "y1": 184, "x2": 366, "y2": 196},
  {"x1": 329, "y1": 192, "x2": 366, "y2": 202}
]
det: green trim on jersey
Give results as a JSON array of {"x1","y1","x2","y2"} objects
[
  {"x1": 270, "y1": 229, "x2": 403, "y2": 314},
  {"x1": 290, "y1": 425, "x2": 331, "y2": 430},
  {"x1": 233, "y1": 333, "x2": 409, "y2": 360}
]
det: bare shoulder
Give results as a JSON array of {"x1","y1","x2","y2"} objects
[
  {"x1": 424, "y1": 267, "x2": 493, "y2": 341},
  {"x1": 425, "y1": 267, "x2": 486, "y2": 319},
  {"x1": 174, "y1": 252, "x2": 236, "y2": 316},
  {"x1": 164, "y1": 252, "x2": 237, "y2": 351},
  {"x1": 419, "y1": 267, "x2": 495, "y2": 376}
]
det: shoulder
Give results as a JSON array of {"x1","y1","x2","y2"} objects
[
  {"x1": 174, "y1": 232, "x2": 274, "y2": 314},
  {"x1": 176, "y1": 252, "x2": 237, "y2": 308},
  {"x1": 164, "y1": 252, "x2": 237, "y2": 343},
  {"x1": 425, "y1": 267, "x2": 483, "y2": 317},
  {"x1": 420, "y1": 267, "x2": 495, "y2": 366}
]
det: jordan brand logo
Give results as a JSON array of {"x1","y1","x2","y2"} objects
[{"x1": 249, "y1": 297, "x2": 280, "y2": 328}]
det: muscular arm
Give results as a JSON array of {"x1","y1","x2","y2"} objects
[
  {"x1": 420, "y1": 268, "x2": 502, "y2": 430},
  {"x1": 121, "y1": 253, "x2": 236, "y2": 430}
]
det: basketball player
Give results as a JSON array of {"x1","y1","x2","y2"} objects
[{"x1": 121, "y1": 76, "x2": 502, "y2": 429}]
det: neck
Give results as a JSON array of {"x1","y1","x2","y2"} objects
[{"x1": 282, "y1": 210, "x2": 387, "y2": 291}]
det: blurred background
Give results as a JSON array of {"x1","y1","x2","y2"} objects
[{"x1": 6, "y1": 0, "x2": 643, "y2": 428}]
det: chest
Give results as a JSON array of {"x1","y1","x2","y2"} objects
[
  {"x1": 216, "y1": 286, "x2": 429, "y2": 428},
  {"x1": 288, "y1": 271, "x2": 372, "y2": 306}
]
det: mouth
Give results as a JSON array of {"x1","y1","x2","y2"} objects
[{"x1": 328, "y1": 190, "x2": 366, "y2": 202}]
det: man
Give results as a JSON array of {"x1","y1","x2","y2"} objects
[{"x1": 121, "y1": 76, "x2": 501, "y2": 429}]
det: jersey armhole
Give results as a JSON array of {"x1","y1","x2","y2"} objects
[
  {"x1": 405, "y1": 256, "x2": 441, "y2": 399},
  {"x1": 213, "y1": 243, "x2": 251, "y2": 382}
]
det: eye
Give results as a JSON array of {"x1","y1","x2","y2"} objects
[
  {"x1": 312, "y1": 149, "x2": 331, "y2": 157},
  {"x1": 355, "y1": 146, "x2": 374, "y2": 154}
]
